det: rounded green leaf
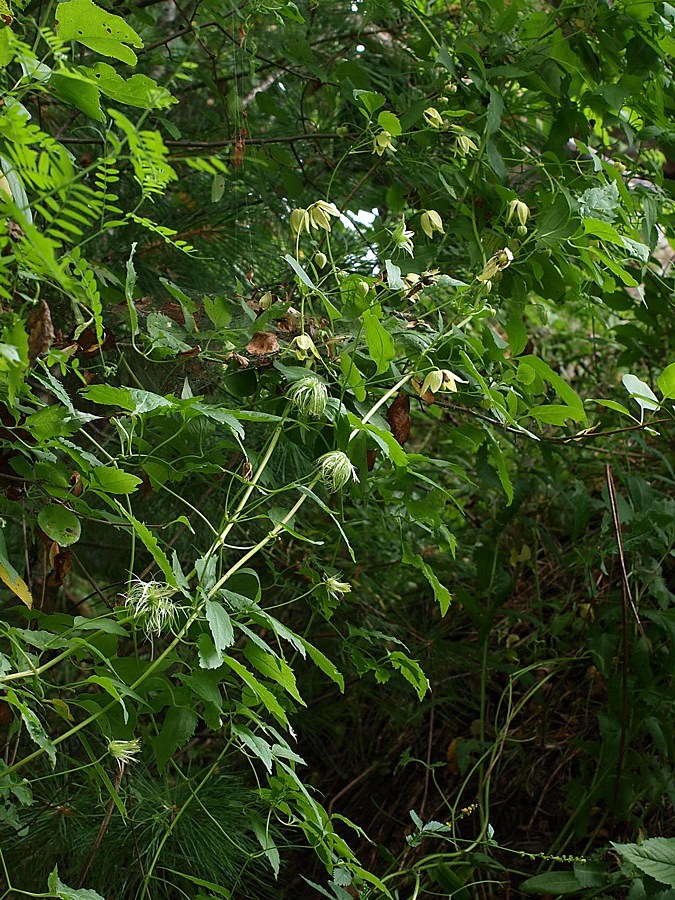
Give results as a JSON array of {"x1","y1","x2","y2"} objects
[{"x1": 38, "y1": 505, "x2": 81, "y2": 546}]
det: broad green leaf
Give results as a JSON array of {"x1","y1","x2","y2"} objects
[
  {"x1": 657, "y1": 362, "x2": 675, "y2": 399},
  {"x1": 55, "y1": 0, "x2": 143, "y2": 65},
  {"x1": 47, "y1": 867, "x2": 105, "y2": 900},
  {"x1": 520, "y1": 871, "x2": 584, "y2": 894},
  {"x1": 37, "y1": 504, "x2": 80, "y2": 546},
  {"x1": 362, "y1": 308, "x2": 395, "y2": 374},
  {"x1": 591, "y1": 399, "x2": 632, "y2": 416},
  {"x1": 154, "y1": 706, "x2": 198, "y2": 769},
  {"x1": 81, "y1": 63, "x2": 175, "y2": 109},
  {"x1": 284, "y1": 253, "x2": 316, "y2": 289},
  {"x1": 518, "y1": 355, "x2": 585, "y2": 415},
  {"x1": 205, "y1": 600, "x2": 234, "y2": 651},
  {"x1": 339, "y1": 353, "x2": 367, "y2": 402},
  {"x1": 250, "y1": 812, "x2": 281, "y2": 877},
  {"x1": 377, "y1": 110, "x2": 402, "y2": 136},
  {"x1": 80, "y1": 384, "x2": 134, "y2": 408},
  {"x1": 353, "y1": 89, "x2": 385, "y2": 115},
  {"x1": 242, "y1": 642, "x2": 304, "y2": 705},
  {"x1": 591, "y1": 247, "x2": 640, "y2": 287},
  {"x1": 530, "y1": 404, "x2": 586, "y2": 426},
  {"x1": 198, "y1": 632, "x2": 223, "y2": 669},
  {"x1": 385, "y1": 258, "x2": 404, "y2": 290},
  {"x1": 622, "y1": 373, "x2": 659, "y2": 419},
  {"x1": 232, "y1": 724, "x2": 274, "y2": 772},
  {"x1": 487, "y1": 439, "x2": 514, "y2": 505},
  {"x1": 49, "y1": 71, "x2": 103, "y2": 121},
  {"x1": 6, "y1": 690, "x2": 56, "y2": 766},
  {"x1": 89, "y1": 466, "x2": 142, "y2": 494},
  {"x1": 612, "y1": 838, "x2": 675, "y2": 887},
  {"x1": 182, "y1": 669, "x2": 222, "y2": 707},
  {"x1": 486, "y1": 87, "x2": 503, "y2": 135}
]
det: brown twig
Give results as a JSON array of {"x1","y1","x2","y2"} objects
[
  {"x1": 77, "y1": 763, "x2": 124, "y2": 887},
  {"x1": 605, "y1": 464, "x2": 648, "y2": 823},
  {"x1": 327, "y1": 760, "x2": 380, "y2": 816}
]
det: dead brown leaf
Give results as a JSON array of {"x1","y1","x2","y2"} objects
[
  {"x1": 27, "y1": 300, "x2": 55, "y2": 362},
  {"x1": 246, "y1": 331, "x2": 280, "y2": 356},
  {"x1": 387, "y1": 392, "x2": 410, "y2": 446}
]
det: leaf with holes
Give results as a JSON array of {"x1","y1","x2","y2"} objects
[{"x1": 55, "y1": 0, "x2": 143, "y2": 65}]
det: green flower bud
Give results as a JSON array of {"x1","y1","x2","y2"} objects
[{"x1": 290, "y1": 208, "x2": 310, "y2": 236}]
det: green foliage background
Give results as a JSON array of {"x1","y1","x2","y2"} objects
[{"x1": 1, "y1": 0, "x2": 675, "y2": 896}]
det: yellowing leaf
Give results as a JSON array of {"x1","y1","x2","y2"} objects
[{"x1": 0, "y1": 548, "x2": 32, "y2": 608}]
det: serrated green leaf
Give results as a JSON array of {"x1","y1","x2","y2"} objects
[{"x1": 55, "y1": 0, "x2": 143, "y2": 65}]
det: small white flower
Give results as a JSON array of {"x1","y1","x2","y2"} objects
[
  {"x1": 476, "y1": 247, "x2": 513, "y2": 282},
  {"x1": 308, "y1": 200, "x2": 341, "y2": 231},
  {"x1": 373, "y1": 130, "x2": 396, "y2": 156},
  {"x1": 323, "y1": 573, "x2": 352, "y2": 600},
  {"x1": 316, "y1": 451, "x2": 358, "y2": 492},
  {"x1": 391, "y1": 217, "x2": 415, "y2": 257},
  {"x1": 287, "y1": 375, "x2": 328, "y2": 418},
  {"x1": 420, "y1": 369, "x2": 468, "y2": 395},
  {"x1": 125, "y1": 578, "x2": 181, "y2": 637}
]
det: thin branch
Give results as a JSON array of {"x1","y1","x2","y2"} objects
[{"x1": 57, "y1": 132, "x2": 352, "y2": 150}]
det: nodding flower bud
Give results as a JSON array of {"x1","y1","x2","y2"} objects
[
  {"x1": 291, "y1": 333, "x2": 321, "y2": 361},
  {"x1": 308, "y1": 200, "x2": 340, "y2": 231},
  {"x1": 423, "y1": 107, "x2": 444, "y2": 129},
  {"x1": 420, "y1": 209, "x2": 444, "y2": 239},
  {"x1": 287, "y1": 375, "x2": 328, "y2": 418},
  {"x1": 314, "y1": 251, "x2": 328, "y2": 269},
  {"x1": 506, "y1": 199, "x2": 529, "y2": 227},
  {"x1": 455, "y1": 133, "x2": 478, "y2": 156},
  {"x1": 316, "y1": 450, "x2": 358, "y2": 492},
  {"x1": 290, "y1": 208, "x2": 310, "y2": 237}
]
